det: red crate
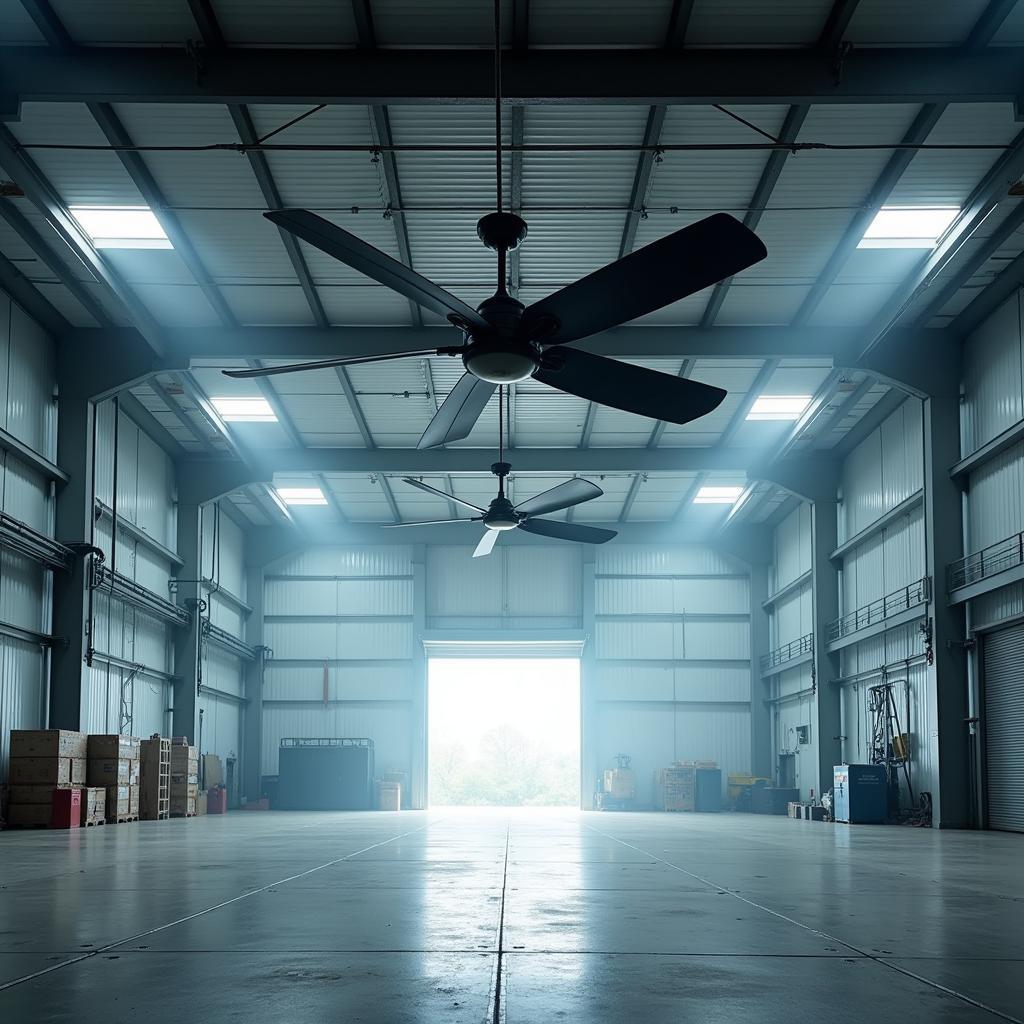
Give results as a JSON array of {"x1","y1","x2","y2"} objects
[
  {"x1": 207, "y1": 787, "x2": 227, "y2": 814},
  {"x1": 51, "y1": 788, "x2": 82, "y2": 829}
]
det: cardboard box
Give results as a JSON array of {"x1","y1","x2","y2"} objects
[
  {"x1": 10, "y1": 729, "x2": 87, "y2": 760},
  {"x1": 170, "y1": 744, "x2": 197, "y2": 763},
  {"x1": 197, "y1": 789, "x2": 208, "y2": 815},
  {"x1": 9, "y1": 757, "x2": 86, "y2": 786},
  {"x1": 203, "y1": 754, "x2": 223, "y2": 789},
  {"x1": 81, "y1": 787, "x2": 105, "y2": 824},
  {"x1": 7, "y1": 803, "x2": 52, "y2": 827},
  {"x1": 87, "y1": 735, "x2": 141, "y2": 760},
  {"x1": 170, "y1": 772, "x2": 199, "y2": 787},
  {"x1": 171, "y1": 784, "x2": 199, "y2": 816},
  {"x1": 105, "y1": 785, "x2": 139, "y2": 819},
  {"x1": 87, "y1": 758, "x2": 140, "y2": 786}
]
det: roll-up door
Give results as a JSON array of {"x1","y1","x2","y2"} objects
[{"x1": 982, "y1": 624, "x2": 1024, "y2": 832}]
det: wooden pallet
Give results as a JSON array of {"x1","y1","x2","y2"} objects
[
  {"x1": 169, "y1": 810, "x2": 196, "y2": 818},
  {"x1": 113, "y1": 814, "x2": 139, "y2": 824},
  {"x1": 82, "y1": 818, "x2": 107, "y2": 827}
]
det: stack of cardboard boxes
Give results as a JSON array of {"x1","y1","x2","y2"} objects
[
  {"x1": 5, "y1": 730, "x2": 87, "y2": 827},
  {"x1": 170, "y1": 739, "x2": 199, "y2": 816},
  {"x1": 87, "y1": 735, "x2": 141, "y2": 822}
]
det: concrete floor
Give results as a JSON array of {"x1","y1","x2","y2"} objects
[{"x1": 0, "y1": 810, "x2": 1022, "y2": 1023}]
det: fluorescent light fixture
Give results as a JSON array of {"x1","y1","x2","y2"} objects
[
  {"x1": 211, "y1": 396, "x2": 277, "y2": 422},
  {"x1": 276, "y1": 487, "x2": 328, "y2": 506},
  {"x1": 70, "y1": 206, "x2": 172, "y2": 249},
  {"x1": 858, "y1": 206, "x2": 958, "y2": 249},
  {"x1": 694, "y1": 485, "x2": 744, "y2": 505},
  {"x1": 747, "y1": 395, "x2": 812, "y2": 421}
]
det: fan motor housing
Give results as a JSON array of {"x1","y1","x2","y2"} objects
[
  {"x1": 463, "y1": 337, "x2": 540, "y2": 383},
  {"x1": 484, "y1": 495, "x2": 519, "y2": 530}
]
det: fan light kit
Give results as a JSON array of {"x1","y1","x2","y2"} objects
[{"x1": 223, "y1": 1, "x2": 768, "y2": 449}]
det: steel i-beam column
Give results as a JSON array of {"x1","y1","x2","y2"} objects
[
  {"x1": 811, "y1": 497, "x2": 842, "y2": 798},
  {"x1": 172, "y1": 501, "x2": 203, "y2": 743},
  {"x1": 243, "y1": 561, "x2": 266, "y2": 803}
]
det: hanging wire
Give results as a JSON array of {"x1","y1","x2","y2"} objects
[
  {"x1": 711, "y1": 104, "x2": 780, "y2": 144},
  {"x1": 494, "y1": 0, "x2": 503, "y2": 211},
  {"x1": 256, "y1": 103, "x2": 326, "y2": 144}
]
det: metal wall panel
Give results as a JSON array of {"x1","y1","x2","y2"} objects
[
  {"x1": 963, "y1": 290, "x2": 1023, "y2": 455},
  {"x1": 968, "y1": 438, "x2": 1024, "y2": 551},
  {"x1": 0, "y1": 289, "x2": 57, "y2": 770},
  {"x1": 773, "y1": 502, "x2": 811, "y2": 591}
]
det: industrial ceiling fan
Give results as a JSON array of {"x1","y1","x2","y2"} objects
[
  {"x1": 383, "y1": 390, "x2": 616, "y2": 557},
  {"x1": 224, "y1": 3, "x2": 768, "y2": 449}
]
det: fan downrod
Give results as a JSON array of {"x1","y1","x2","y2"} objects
[{"x1": 483, "y1": 461, "x2": 519, "y2": 531}]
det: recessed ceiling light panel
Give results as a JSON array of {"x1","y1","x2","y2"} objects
[
  {"x1": 747, "y1": 395, "x2": 812, "y2": 421},
  {"x1": 858, "y1": 206, "x2": 959, "y2": 249},
  {"x1": 693, "y1": 485, "x2": 744, "y2": 505},
  {"x1": 211, "y1": 396, "x2": 277, "y2": 422},
  {"x1": 276, "y1": 487, "x2": 328, "y2": 506},
  {"x1": 70, "y1": 206, "x2": 172, "y2": 249}
]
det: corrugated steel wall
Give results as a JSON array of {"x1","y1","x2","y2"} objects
[
  {"x1": 768, "y1": 504, "x2": 816, "y2": 794},
  {"x1": 963, "y1": 290, "x2": 1024, "y2": 559},
  {"x1": 85, "y1": 399, "x2": 177, "y2": 739},
  {"x1": 261, "y1": 545, "x2": 417, "y2": 779},
  {"x1": 0, "y1": 290, "x2": 56, "y2": 783},
  {"x1": 835, "y1": 397, "x2": 935, "y2": 798},
  {"x1": 198, "y1": 505, "x2": 247, "y2": 782},
  {"x1": 591, "y1": 544, "x2": 752, "y2": 807}
]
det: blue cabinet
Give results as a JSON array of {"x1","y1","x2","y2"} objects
[{"x1": 833, "y1": 764, "x2": 888, "y2": 824}]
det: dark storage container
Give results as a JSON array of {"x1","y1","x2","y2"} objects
[
  {"x1": 276, "y1": 738, "x2": 375, "y2": 810},
  {"x1": 751, "y1": 786, "x2": 799, "y2": 814},
  {"x1": 833, "y1": 764, "x2": 887, "y2": 824},
  {"x1": 695, "y1": 768, "x2": 722, "y2": 811}
]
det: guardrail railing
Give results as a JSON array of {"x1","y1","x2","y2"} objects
[
  {"x1": 760, "y1": 632, "x2": 813, "y2": 673},
  {"x1": 826, "y1": 577, "x2": 929, "y2": 643},
  {"x1": 948, "y1": 531, "x2": 1024, "y2": 592}
]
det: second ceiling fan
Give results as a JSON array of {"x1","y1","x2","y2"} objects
[{"x1": 224, "y1": 5, "x2": 768, "y2": 448}]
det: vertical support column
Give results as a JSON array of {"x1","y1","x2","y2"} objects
[
  {"x1": 411, "y1": 544, "x2": 427, "y2": 810},
  {"x1": 51, "y1": 393, "x2": 94, "y2": 730},
  {"x1": 923, "y1": 395, "x2": 969, "y2": 827},
  {"x1": 811, "y1": 497, "x2": 841, "y2": 798},
  {"x1": 242, "y1": 562, "x2": 265, "y2": 803},
  {"x1": 172, "y1": 500, "x2": 203, "y2": 742},
  {"x1": 748, "y1": 561, "x2": 772, "y2": 777},
  {"x1": 580, "y1": 549, "x2": 598, "y2": 809}
]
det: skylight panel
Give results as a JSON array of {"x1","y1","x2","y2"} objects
[
  {"x1": 276, "y1": 487, "x2": 328, "y2": 506},
  {"x1": 211, "y1": 397, "x2": 277, "y2": 422},
  {"x1": 693, "y1": 485, "x2": 744, "y2": 505},
  {"x1": 858, "y1": 206, "x2": 959, "y2": 249},
  {"x1": 70, "y1": 206, "x2": 172, "y2": 249},
  {"x1": 746, "y1": 395, "x2": 812, "y2": 421}
]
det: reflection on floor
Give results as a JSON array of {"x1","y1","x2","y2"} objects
[{"x1": 1, "y1": 808, "x2": 1022, "y2": 1022}]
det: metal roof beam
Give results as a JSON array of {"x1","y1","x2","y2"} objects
[
  {"x1": 817, "y1": 0, "x2": 863, "y2": 53},
  {"x1": 619, "y1": 106, "x2": 667, "y2": 259},
  {"x1": 182, "y1": 446, "x2": 764, "y2": 476},
  {"x1": 0, "y1": 248, "x2": 69, "y2": 336},
  {"x1": 673, "y1": 472, "x2": 707, "y2": 521},
  {"x1": 147, "y1": 376, "x2": 217, "y2": 455},
  {"x1": 664, "y1": 0, "x2": 696, "y2": 48},
  {"x1": 246, "y1": 360, "x2": 305, "y2": 449},
  {"x1": 862, "y1": 124, "x2": 1024, "y2": 359},
  {"x1": 0, "y1": 134, "x2": 163, "y2": 348},
  {"x1": 701, "y1": 105, "x2": 809, "y2": 326},
  {"x1": 715, "y1": 358, "x2": 781, "y2": 447},
  {"x1": 809, "y1": 374, "x2": 877, "y2": 445},
  {"x1": 964, "y1": 0, "x2": 1019, "y2": 49},
  {"x1": 647, "y1": 359, "x2": 693, "y2": 448},
  {"x1": 6, "y1": 46, "x2": 1024, "y2": 105},
  {"x1": 911, "y1": 197, "x2": 1024, "y2": 327},
  {"x1": 952, "y1": 246, "x2": 1024, "y2": 336},
  {"x1": 792, "y1": 103, "x2": 946, "y2": 325},
  {"x1": 370, "y1": 106, "x2": 423, "y2": 328},
  {"x1": 0, "y1": 197, "x2": 111, "y2": 327},
  {"x1": 133, "y1": 323, "x2": 879, "y2": 362},
  {"x1": 618, "y1": 473, "x2": 643, "y2": 523},
  {"x1": 334, "y1": 366, "x2": 376, "y2": 449},
  {"x1": 17, "y1": 0, "x2": 74, "y2": 50},
  {"x1": 86, "y1": 102, "x2": 237, "y2": 328},
  {"x1": 185, "y1": 0, "x2": 226, "y2": 49}
]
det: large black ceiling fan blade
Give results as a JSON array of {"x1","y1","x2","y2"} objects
[
  {"x1": 266, "y1": 210, "x2": 491, "y2": 332},
  {"x1": 519, "y1": 518, "x2": 617, "y2": 545},
  {"x1": 402, "y1": 477, "x2": 487, "y2": 514},
  {"x1": 223, "y1": 348, "x2": 453, "y2": 379},
  {"x1": 382, "y1": 517, "x2": 483, "y2": 528},
  {"x1": 473, "y1": 529, "x2": 500, "y2": 558},
  {"x1": 534, "y1": 347, "x2": 726, "y2": 424},
  {"x1": 418, "y1": 373, "x2": 497, "y2": 449},
  {"x1": 515, "y1": 478, "x2": 602, "y2": 517},
  {"x1": 519, "y1": 213, "x2": 767, "y2": 345}
]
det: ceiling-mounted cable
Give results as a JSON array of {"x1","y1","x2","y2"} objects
[{"x1": 494, "y1": 0, "x2": 503, "y2": 212}]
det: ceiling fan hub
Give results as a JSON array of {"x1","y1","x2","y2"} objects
[
  {"x1": 484, "y1": 495, "x2": 520, "y2": 531},
  {"x1": 463, "y1": 336, "x2": 539, "y2": 383},
  {"x1": 477, "y1": 212, "x2": 528, "y2": 252}
]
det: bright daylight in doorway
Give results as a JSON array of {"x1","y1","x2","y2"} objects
[{"x1": 428, "y1": 659, "x2": 580, "y2": 808}]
